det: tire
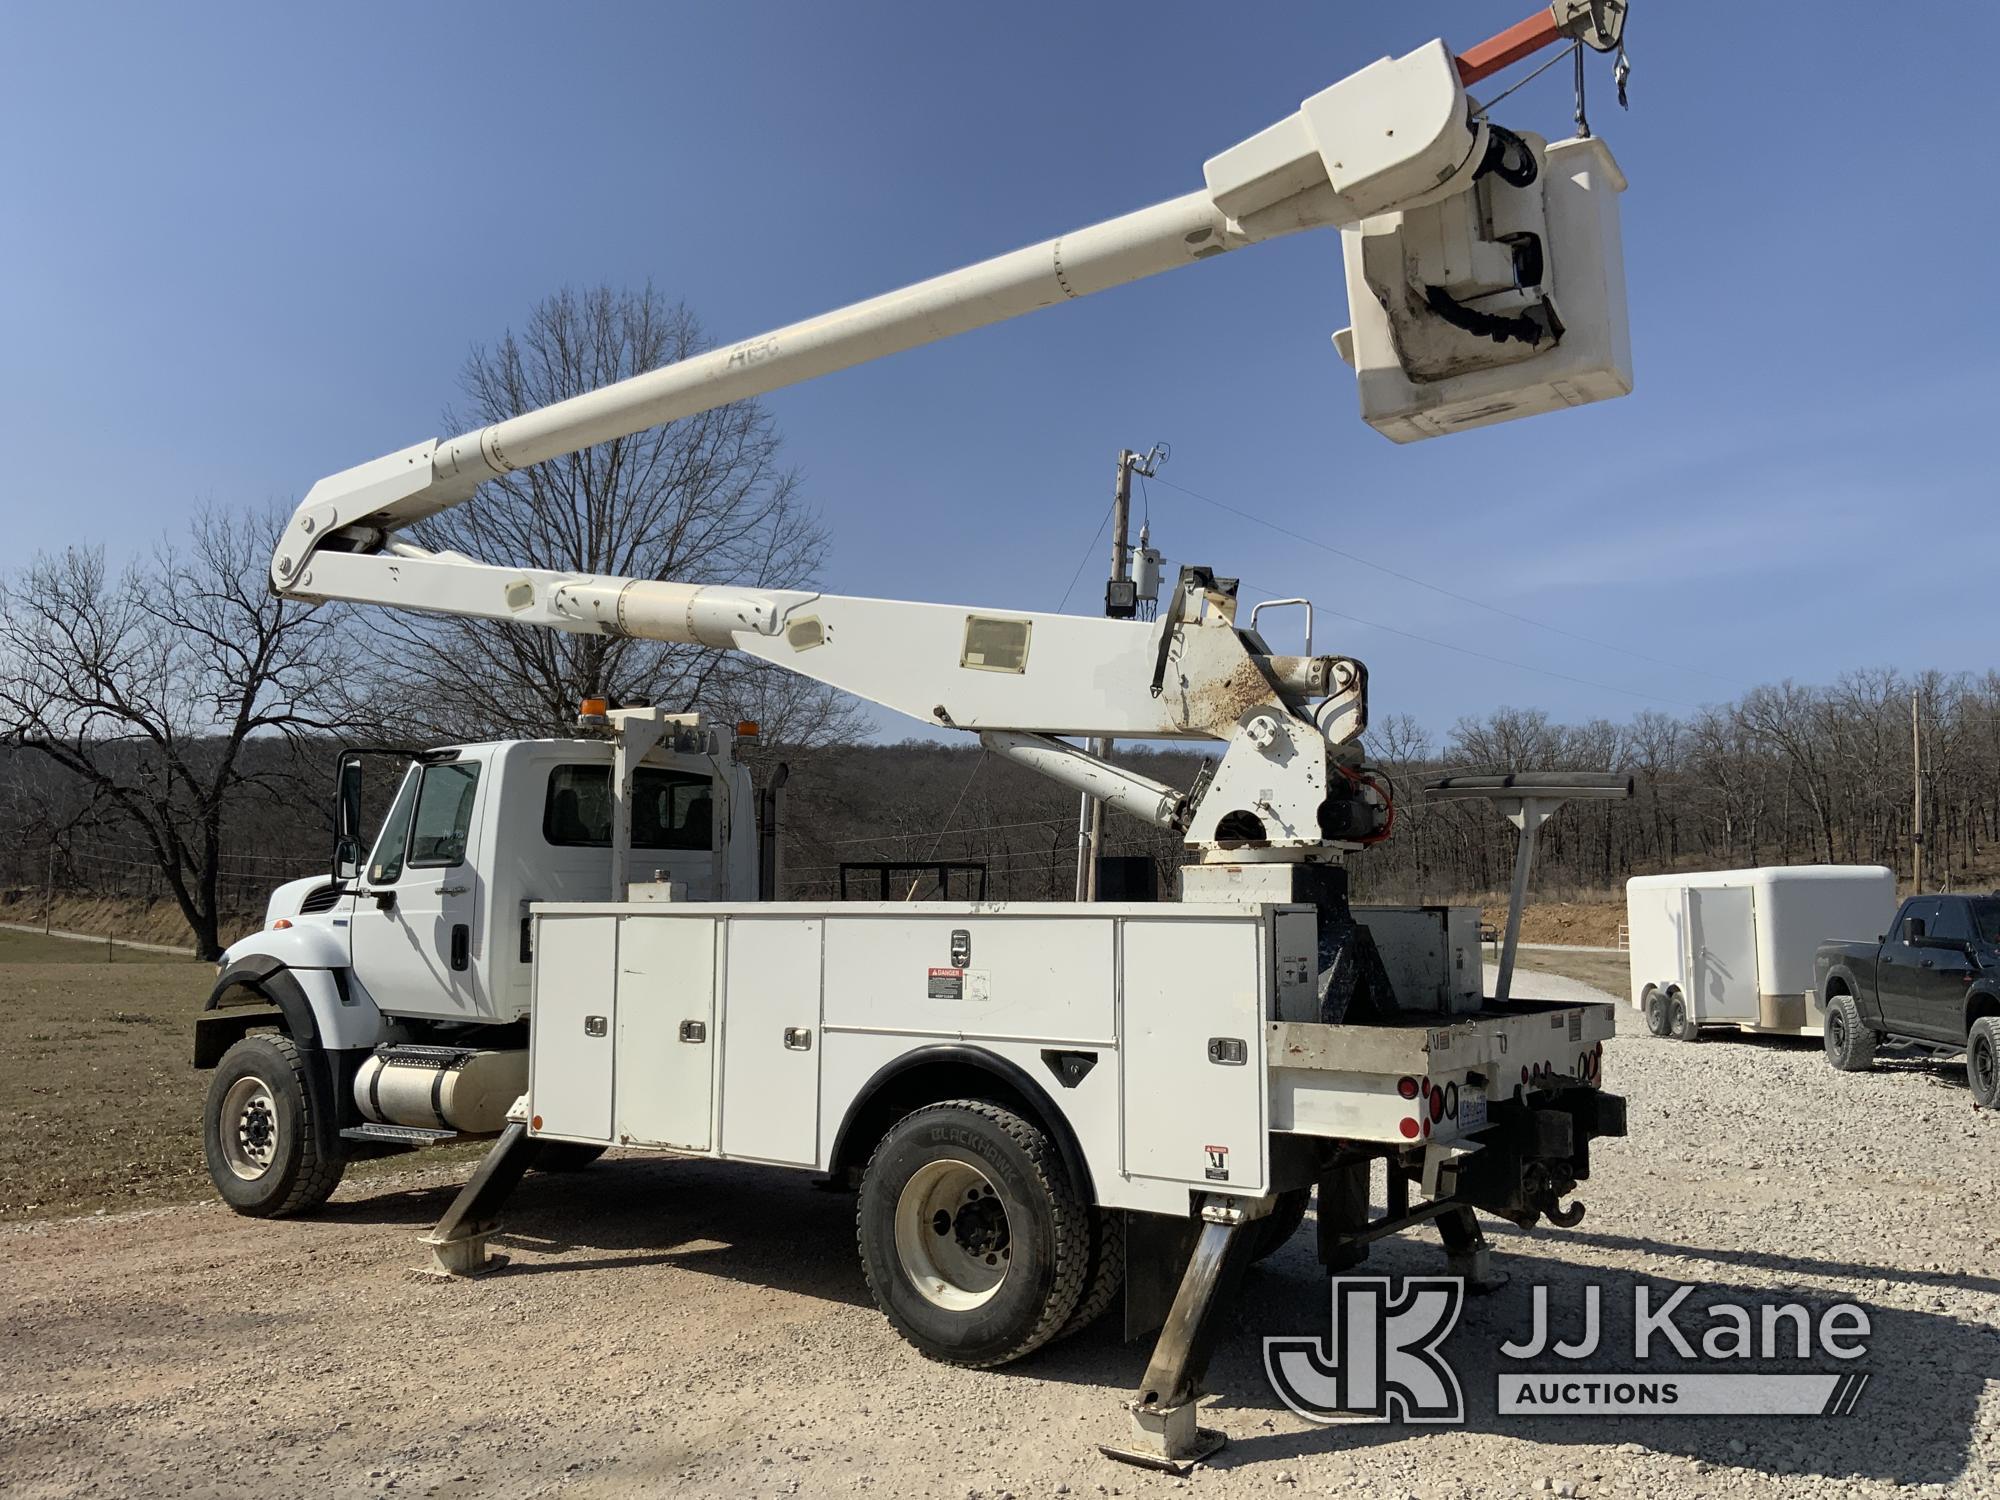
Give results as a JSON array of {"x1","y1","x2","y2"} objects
[
  {"x1": 1666, "y1": 988, "x2": 1700, "y2": 1043},
  {"x1": 1823, "y1": 993, "x2": 1877, "y2": 1072},
  {"x1": 1056, "y1": 1208, "x2": 1127, "y2": 1340},
  {"x1": 1250, "y1": 1187, "x2": 1313, "y2": 1264},
  {"x1": 1643, "y1": 987, "x2": 1672, "y2": 1038},
  {"x1": 203, "y1": 1033, "x2": 345, "y2": 1217},
  {"x1": 532, "y1": 1142, "x2": 608, "y2": 1172},
  {"x1": 1968, "y1": 1017, "x2": 2000, "y2": 1109},
  {"x1": 856, "y1": 1100, "x2": 1088, "y2": 1368}
]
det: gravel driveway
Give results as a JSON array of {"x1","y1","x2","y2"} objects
[{"x1": 5, "y1": 972, "x2": 1996, "y2": 1499}]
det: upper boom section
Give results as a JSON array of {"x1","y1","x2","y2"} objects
[{"x1": 273, "y1": 19, "x2": 1632, "y2": 595}]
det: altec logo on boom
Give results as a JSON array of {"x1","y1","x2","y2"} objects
[{"x1": 1266, "y1": 1279, "x2": 1872, "y2": 1423}]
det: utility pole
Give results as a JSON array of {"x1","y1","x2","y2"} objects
[
  {"x1": 1076, "y1": 444, "x2": 1166, "y2": 900},
  {"x1": 1910, "y1": 689, "x2": 1924, "y2": 892}
]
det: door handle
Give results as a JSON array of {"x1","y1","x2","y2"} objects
[
  {"x1": 1920, "y1": 958, "x2": 1935, "y2": 968},
  {"x1": 439, "y1": 884, "x2": 469, "y2": 896},
  {"x1": 783, "y1": 1027, "x2": 813, "y2": 1051}
]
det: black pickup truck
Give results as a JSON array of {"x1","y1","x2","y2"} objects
[{"x1": 1815, "y1": 893, "x2": 2000, "y2": 1106}]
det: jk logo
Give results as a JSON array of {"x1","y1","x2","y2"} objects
[{"x1": 1265, "y1": 1277, "x2": 1466, "y2": 1424}]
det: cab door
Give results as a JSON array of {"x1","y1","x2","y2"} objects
[
  {"x1": 350, "y1": 756, "x2": 488, "y2": 1020},
  {"x1": 1876, "y1": 899, "x2": 1938, "y2": 1033},
  {"x1": 1909, "y1": 900, "x2": 1978, "y2": 1042}
]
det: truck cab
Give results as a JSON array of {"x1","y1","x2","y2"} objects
[
  {"x1": 336, "y1": 730, "x2": 756, "y2": 1025},
  {"x1": 193, "y1": 716, "x2": 760, "y2": 1215}
]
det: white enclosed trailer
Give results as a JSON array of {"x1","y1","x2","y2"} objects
[{"x1": 1625, "y1": 866, "x2": 1897, "y2": 1040}]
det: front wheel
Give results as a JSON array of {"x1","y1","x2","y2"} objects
[
  {"x1": 1968, "y1": 1016, "x2": 2000, "y2": 1109},
  {"x1": 202, "y1": 1033, "x2": 345, "y2": 1217},
  {"x1": 856, "y1": 1100, "x2": 1088, "y2": 1368}
]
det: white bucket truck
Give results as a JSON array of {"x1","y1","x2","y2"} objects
[{"x1": 197, "y1": 6, "x2": 1638, "y2": 1468}]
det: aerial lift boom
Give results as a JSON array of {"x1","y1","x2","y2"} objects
[{"x1": 272, "y1": 6, "x2": 1631, "y2": 856}]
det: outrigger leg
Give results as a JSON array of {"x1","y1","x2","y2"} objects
[
  {"x1": 1100, "y1": 1194, "x2": 1264, "y2": 1474},
  {"x1": 417, "y1": 1120, "x2": 541, "y2": 1277}
]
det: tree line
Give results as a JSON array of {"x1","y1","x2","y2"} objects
[{"x1": 1, "y1": 283, "x2": 1984, "y2": 957}]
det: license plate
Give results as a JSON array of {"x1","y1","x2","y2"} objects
[{"x1": 1457, "y1": 1087, "x2": 1488, "y2": 1133}]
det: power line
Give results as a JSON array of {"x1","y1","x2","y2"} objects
[
  {"x1": 1150, "y1": 472, "x2": 1743, "y2": 689},
  {"x1": 1055, "y1": 498, "x2": 1116, "y2": 613},
  {"x1": 1234, "y1": 577, "x2": 1700, "y2": 711}
]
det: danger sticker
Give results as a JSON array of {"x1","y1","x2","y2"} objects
[{"x1": 927, "y1": 967, "x2": 991, "y2": 1001}]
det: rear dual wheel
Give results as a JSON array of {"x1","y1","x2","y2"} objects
[{"x1": 857, "y1": 1100, "x2": 1091, "y2": 1367}]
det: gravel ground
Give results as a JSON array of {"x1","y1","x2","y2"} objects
[{"x1": 4, "y1": 967, "x2": 1997, "y2": 1500}]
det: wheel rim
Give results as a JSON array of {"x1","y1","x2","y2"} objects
[
  {"x1": 1829, "y1": 1011, "x2": 1848, "y2": 1053},
  {"x1": 1669, "y1": 995, "x2": 1687, "y2": 1034},
  {"x1": 1976, "y1": 1036, "x2": 1997, "y2": 1097},
  {"x1": 894, "y1": 1158, "x2": 1011, "y2": 1311},
  {"x1": 218, "y1": 1074, "x2": 283, "y2": 1181}
]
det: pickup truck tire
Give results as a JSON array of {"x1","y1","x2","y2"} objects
[
  {"x1": 1824, "y1": 994, "x2": 1877, "y2": 1072},
  {"x1": 532, "y1": 1142, "x2": 607, "y2": 1173},
  {"x1": 857, "y1": 1099, "x2": 1087, "y2": 1368},
  {"x1": 202, "y1": 1034, "x2": 345, "y2": 1217},
  {"x1": 1969, "y1": 1017, "x2": 2000, "y2": 1109}
]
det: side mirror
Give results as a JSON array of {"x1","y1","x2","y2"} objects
[
  {"x1": 1902, "y1": 917, "x2": 1927, "y2": 943},
  {"x1": 334, "y1": 756, "x2": 364, "y2": 885}
]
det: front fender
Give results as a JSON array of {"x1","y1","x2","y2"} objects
[
  {"x1": 197, "y1": 951, "x2": 391, "y2": 1065},
  {"x1": 220, "y1": 920, "x2": 350, "y2": 973},
  {"x1": 1964, "y1": 987, "x2": 2000, "y2": 1042}
]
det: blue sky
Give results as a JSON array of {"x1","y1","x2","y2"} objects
[{"x1": 3, "y1": 2, "x2": 1994, "y2": 741}]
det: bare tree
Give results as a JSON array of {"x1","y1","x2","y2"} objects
[
  {"x1": 363, "y1": 285, "x2": 864, "y2": 749},
  {"x1": 0, "y1": 508, "x2": 353, "y2": 958}
]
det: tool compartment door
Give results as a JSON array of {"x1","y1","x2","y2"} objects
[
  {"x1": 1118, "y1": 914, "x2": 1268, "y2": 1195},
  {"x1": 529, "y1": 912, "x2": 619, "y2": 1142},
  {"x1": 718, "y1": 916, "x2": 823, "y2": 1165},
  {"x1": 1688, "y1": 886, "x2": 1756, "y2": 1023},
  {"x1": 614, "y1": 914, "x2": 719, "y2": 1151}
]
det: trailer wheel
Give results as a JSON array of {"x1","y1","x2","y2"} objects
[
  {"x1": 1967, "y1": 1017, "x2": 2000, "y2": 1109},
  {"x1": 1642, "y1": 987, "x2": 1672, "y2": 1038},
  {"x1": 857, "y1": 1100, "x2": 1087, "y2": 1367},
  {"x1": 532, "y1": 1142, "x2": 607, "y2": 1173},
  {"x1": 1250, "y1": 1186, "x2": 1313, "y2": 1263},
  {"x1": 1664, "y1": 988, "x2": 1699, "y2": 1042},
  {"x1": 1824, "y1": 994, "x2": 1876, "y2": 1072},
  {"x1": 202, "y1": 1034, "x2": 345, "y2": 1217}
]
